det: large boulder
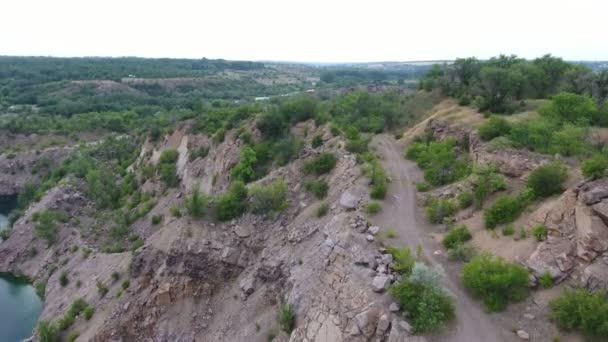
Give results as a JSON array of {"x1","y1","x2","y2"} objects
[
  {"x1": 526, "y1": 236, "x2": 575, "y2": 282},
  {"x1": 576, "y1": 204, "x2": 608, "y2": 261},
  {"x1": 581, "y1": 256, "x2": 608, "y2": 291},
  {"x1": 580, "y1": 179, "x2": 608, "y2": 205},
  {"x1": 592, "y1": 200, "x2": 608, "y2": 226},
  {"x1": 371, "y1": 275, "x2": 391, "y2": 292},
  {"x1": 339, "y1": 190, "x2": 359, "y2": 209}
]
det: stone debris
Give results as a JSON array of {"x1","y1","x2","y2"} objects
[{"x1": 516, "y1": 330, "x2": 530, "y2": 340}]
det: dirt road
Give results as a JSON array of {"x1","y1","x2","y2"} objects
[{"x1": 372, "y1": 135, "x2": 515, "y2": 342}]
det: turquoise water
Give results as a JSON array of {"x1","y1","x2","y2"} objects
[{"x1": 0, "y1": 210, "x2": 44, "y2": 342}]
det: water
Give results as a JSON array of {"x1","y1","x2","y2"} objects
[{"x1": 0, "y1": 195, "x2": 43, "y2": 342}]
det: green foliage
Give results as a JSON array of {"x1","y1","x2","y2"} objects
[
  {"x1": 316, "y1": 202, "x2": 329, "y2": 217},
  {"x1": 231, "y1": 146, "x2": 257, "y2": 183},
  {"x1": 249, "y1": 179, "x2": 288, "y2": 215},
  {"x1": 96, "y1": 280, "x2": 108, "y2": 297},
  {"x1": 170, "y1": 205, "x2": 182, "y2": 217},
  {"x1": 35, "y1": 281, "x2": 47, "y2": 299},
  {"x1": 540, "y1": 93, "x2": 598, "y2": 125},
  {"x1": 185, "y1": 186, "x2": 209, "y2": 218},
  {"x1": 527, "y1": 162, "x2": 568, "y2": 198},
  {"x1": 302, "y1": 153, "x2": 337, "y2": 175},
  {"x1": 532, "y1": 224, "x2": 548, "y2": 241},
  {"x1": 214, "y1": 181, "x2": 248, "y2": 221},
  {"x1": 462, "y1": 254, "x2": 529, "y2": 311},
  {"x1": 549, "y1": 289, "x2": 608, "y2": 339},
  {"x1": 189, "y1": 145, "x2": 209, "y2": 162},
  {"x1": 442, "y1": 225, "x2": 472, "y2": 249},
  {"x1": 151, "y1": 214, "x2": 162, "y2": 225},
  {"x1": 447, "y1": 243, "x2": 477, "y2": 262},
  {"x1": 389, "y1": 262, "x2": 455, "y2": 333},
  {"x1": 425, "y1": 197, "x2": 458, "y2": 224},
  {"x1": 367, "y1": 160, "x2": 388, "y2": 200},
  {"x1": 305, "y1": 180, "x2": 329, "y2": 199},
  {"x1": 386, "y1": 246, "x2": 416, "y2": 274},
  {"x1": 416, "y1": 182, "x2": 430, "y2": 192},
  {"x1": 68, "y1": 332, "x2": 79, "y2": 342},
  {"x1": 406, "y1": 139, "x2": 471, "y2": 186},
  {"x1": 582, "y1": 154, "x2": 608, "y2": 179},
  {"x1": 366, "y1": 201, "x2": 382, "y2": 214},
  {"x1": 59, "y1": 271, "x2": 69, "y2": 287},
  {"x1": 58, "y1": 298, "x2": 92, "y2": 331},
  {"x1": 457, "y1": 191, "x2": 474, "y2": 209},
  {"x1": 158, "y1": 149, "x2": 179, "y2": 187},
  {"x1": 37, "y1": 320, "x2": 60, "y2": 342},
  {"x1": 539, "y1": 271, "x2": 554, "y2": 288},
  {"x1": 471, "y1": 164, "x2": 506, "y2": 209},
  {"x1": 278, "y1": 303, "x2": 296, "y2": 333},
  {"x1": 483, "y1": 190, "x2": 533, "y2": 229},
  {"x1": 33, "y1": 210, "x2": 68, "y2": 245},
  {"x1": 502, "y1": 225, "x2": 515, "y2": 236},
  {"x1": 311, "y1": 134, "x2": 323, "y2": 148},
  {"x1": 478, "y1": 116, "x2": 511, "y2": 141}
]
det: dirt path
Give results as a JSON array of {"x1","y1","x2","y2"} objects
[{"x1": 371, "y1": 135, "x2": 516, "y2": 342}]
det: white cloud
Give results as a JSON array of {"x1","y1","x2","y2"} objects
[{"x1": 1, "y1": 0, "x2": 606, "y2": 62}]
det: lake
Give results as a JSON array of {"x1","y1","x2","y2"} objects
[{"x1": 0, "y1": 198, "x2": 44, "y2": 342}]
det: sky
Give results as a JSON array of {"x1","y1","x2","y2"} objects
[{"x1": 2, "y1": 0, "x2": 607, "y2": 63}]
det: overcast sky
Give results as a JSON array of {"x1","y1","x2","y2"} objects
[{"x1": 2, "y1": 0, "x2": 607, "y2": 62}]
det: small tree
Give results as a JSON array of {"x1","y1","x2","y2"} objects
[{"x1": 186, "y1": 185, "x2": 208, "y2": 218}]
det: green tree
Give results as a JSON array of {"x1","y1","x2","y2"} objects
[{"x1": 231, "y1": 147, "x2": 257, "y2": 183}]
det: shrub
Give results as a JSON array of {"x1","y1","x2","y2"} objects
[
  {"x1": 34, "y1": 210, "x2": 66, "y2": 245},
  {"x1": 231, "y1": 146, "x2": 257, "y2": 183},
  {"x1": 532, "y1": 224, "x2": 548, "y2": 241},
  {"x1": 249, "y1": 179, "x2": 288, "y2": 215},
  {"x1": 457, "y1": 191, "x2": 474, "y2": 209},
  {"x1": 483, "y1": 190, "x2": 533, "y2": 229},
  {"x1": 442, "y1": 225, "x2": 472, "y2": 249},
  {"x1": 111, "y1": 271, "x2": 120, "y2": 282},
  {"x1": 305, "y1": 180, "x2": 329, "y2": 199},
  {"x1": 170, "y1": 205, "x2": 181, "y2": 217},
  {"x1": 366, "y1": 201, "x2": 382, "y2": 214},
  {"x1": 151, "y1": 214, "x2": 162, "y2": 225},
  {"x1": 188, "y1": 145, "x2": 208, "y2": 162},
  {"x1": 302, "y1": 153, "x2": 337, "y2": 175},
  {"x1": 316, "y1": 202, "x2": 329, "y2": 217},
  {"x1": 37, "y1": 320, "x2": 60, "y2": 342},
  {"x1": 278, "y1": 303, "x2": 295, "y2": 333},
  {"x1": 478, "y1": 116, "x2": 511, "y2": 141},
  {"x1": 311, "y1": 134, "x2": 323, "y2": 148},
  {"x1": 83, "y1": 306, "x2": 94, "y2": 320},
  {"x1": 59, "y1": 271, "x2": 69, "y2": 287},
  {"x1": 447, "y1": 243, "x2": 476, "y2": 262},
  {"x1": 527, "y1": 162, "x2": 568, "y2": 198},
  {"x1": 425, "y1": 197, "x2": 457, "y2": 224},
  {"x1": 549, "y1": 289, "x2": 608, "y2": 339},
  {"x1": 35, "y1": 281, "x2": 46, "y2": 299},
  {"x1": 406, "y1": 139, "x2": 471, "y2": 186},
  {"x1": 416, "y1": 182, "x2": 430, "y2": 192},
  {"x1": 471, "y1": 164, "x2": 506, "y2": 209},
  {"x1": 390, "y1": 263, "x2": 455, "y2": 333},
  {"x1": 96, "y1": 280, "x2": 108, "y2": 297},
  {"x1": 502, "y1": 225, "x2": 515, "y2": 236},
  {"x1": 386, "y1": 246, "x2": 416, "y2": 274},
  {"x1": 214, "y1": 181, "x2": 248, "y2": 221},
  {"x1": 539, "y1": 271, "x2": 553, "y2": 288},
  {"x1": 158, "y1": 149, "x2": 179, "y2": 187},
  {"x1": 368, "y1": 163, "x2": 388, "y2": 200},
  {"x1": 185, "y1": 186, "x2": 209, "y2": 218},
  {"x1": 122, "y1": 280, "x2": 130, "y2": 289},
  {"x1": 68, "y1": 332, "x2": 79, "y2": 342},
  {"x1": 582, "y1": 154, "x2": 608, "y2": 179},
  {"x1": 462, "y1": 254, "x2": 529, "y2": 311}
]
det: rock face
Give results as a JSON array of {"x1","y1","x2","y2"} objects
[{"x1": 525, "y1": 179, "x2": 608, "y2": 289}]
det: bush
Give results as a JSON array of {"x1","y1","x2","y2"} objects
[
  {"x1": 59, "y1": 271, "x2": 69, "y2": 287},
  {"x1": 311, "y1": 134, "x2": 323, "y2": 148},
  {"x1": 527, "y1": 162, "x2": 568, "y2": 198},
  {"x1": 447, "y1": 243, "x2": 476, "y2": 262},
  {"x1": 302, "y1": 153, "x2": 337, "y2": 175},
  {"x1": 471, "y1": 164, "x2": 506, "y2": 209},
  {"x1": 37, "y1": 320, "x2": 60, "y2": 342},
  {"x1": 151, "y1": 214, "x2": 162, "y2": 225},
  {"x1": 170, "y1": 205, "x2": 181, "y2": 217},
  {"x1": 390, "y1": 263, "x2": 455, "y2": 333},
  {"x1": 442, "y1": 225, "x2": 472, "y2": 249},
  {"x1": 368, "y1": 163, "x2": 388, "y2": 200},
  {"x1": 249, "y1": 179, "x2": 288, "y2": 215},
  {"x1": 502, "y1": 225, "x2": 515, "y2": 236},
  {"x1": 214, "y1": 181, "x2": 248, "y2": 221},
  {"x1": 425, "y1": 197, "x2": 457, "y2": 224},
  {"x1": 406, "y1": 139, "x2": 472, "y2": 186},
  {"x1": 278, "y1": 303, "x2": 295, "y2": 333},
  {"x1": 188, "y1": 145, "x2": 208, "y2": 162},
  {"x1": 96, "y1": 280, "x2": 108, "y2": 297},
  {"x1": 386, "y1": 246, "x2": 416, "y2": 274},
  {"x1": 416, "y1": 182, "x2": 430, "y2": 192},
  {"x1": 316, "y1": 202, "x2": 329, "y2": 217},
  {"x1": 457, "y1": 191, "x2": 474, "y2": 209},
  {"x1": 33, "y1": 210, "x2": 67, "y2": 245},
  {"x1": 185, "y1": 186, "x2": 209, "y2": 217},
  {"x1": 231, "y1": 146, "x2": 257, "y2": 183},
  {"x1": 366, "y1": 201, "x2": 382, "y2": 214},
  {"x1": 483, "y1": 190, "x2": 533, "y2": 229},
  {"x1": 158, "y1": 149, "x2": 179, "y2": 187},
  {"x1": 539, "y1": 271, "x2": 553, "y2": 288},
  {"x1": 549, "y1": 289, "x2": 608, "y2": 339},
  {"x1": 462, "y1": 254, "x2": 529, "y2": 311},
  {"x1": 122, "y1": 280, "x2": 130, "y2": 289},
  {"x1": 531, "y1": 224, "x2": 548, "y2": 241},
  {"x1": 582, "y1": 154, "x2": 608, "y2": 179},
  {"x1": 305, "y1": 180, "x2": 329, "y2": 199},
  {"x1": 478, "y1": 116, "x2": 511, "y2": 141}
]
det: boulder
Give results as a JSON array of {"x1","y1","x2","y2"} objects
[
  {"x1": 526, "y1": 236, "x2": 575, "y2": 283},
  {"x1": 239, "y1": 275, "x2": 255, "y2": 295},
  {"x1": 592, "y1": 200, "x2": 608, "y2": 226},
  {"x1": 368, "y1": 226, "x2": 380, "y2": 235},
  {"x1": 581, "y1": 181, "x2": 608, "y2": 205},
  {"x1": 339, "y1": 191, "x2": 359, "y2": 209},
  {"x1": 354, "y1": 308, "x2": 381, "y2": 338},
  {"x1": 581, "y1": 256, "x2": 608, "y2": 291},
  {"x1": 372, "y1": 275, "x2": 390, "y2": 292},
  {"x1": 234, "y1": 225, "x2": 251, "y2": 238},
  {"x1": 376, "y1": 314, "x2": 390, "y2": 336},
  {"x1": 366, "y1": 234, "x2": 375, "y2": 242},
  {"x1": 389, "y1": 302, "x2": 400, "y2": 312},
  {"x1": 516, "y1": 330, "x2": 530, "y2": 340},
  {"x1": 576, "y1": 204, "x2": 608, "y2": 261}
]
